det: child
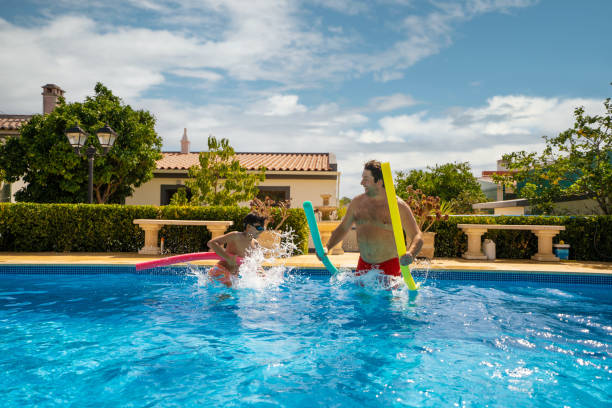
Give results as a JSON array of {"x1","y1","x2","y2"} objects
[{"x1": 207, "y1": 213, "x2": 267, "y2": 287}]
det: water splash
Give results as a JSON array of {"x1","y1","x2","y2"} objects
[
  {"x1": 188, "y1": 229, "x2": 298, "y2": 290},
  {"x1": 411, "y1": 257, "x2": 431, "y2": 286},
  {"x1": 331, "y1": 257, "x2": 431, "y2": 292},
  {"x1": 331, "y1": 267, "x2": 403, "y2": 291}
]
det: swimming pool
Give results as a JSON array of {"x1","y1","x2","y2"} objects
[{"x1": 1, "y1": 266, "x2": 610, "y2": 407}]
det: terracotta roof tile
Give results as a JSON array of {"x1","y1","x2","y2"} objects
[
  {"x1": 0, "y1": 115, "x2": 33, "y2": 131},
  {"x1": 482, "y1": 170, "x2": 516, "y2": 176},
  {"x1": 157, "y1": 152, "x2": 335, "y2": 171}
]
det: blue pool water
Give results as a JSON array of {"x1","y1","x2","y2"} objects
[{"x1": 0, "y1": 270, "x2": 610, "y2": 407}]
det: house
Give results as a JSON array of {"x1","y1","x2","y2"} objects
[
  {"x1": 2, "y1": 85, "x2": 341, "y2": 208},
  {"x1": 125, "y1": 129, "x2": 341, "y2": 208},
  {"x1": 0, "y1": 84, "x2": 65, "y2": 202},
  {"x1": 474, "y1": 159, "x2": 604, "y2": 215}
]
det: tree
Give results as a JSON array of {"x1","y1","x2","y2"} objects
[
  {"x1": 0, "y1": 83, "x2": 162, "y2": 203},
  {"x1": 494, "y1": 93, "x2": 612, "y2": 215},
  {"x1": 171, "y1": 135, "x2": 265, "y2": 206},
  {"x1": 339, "y1": 196, "x2": 352, "y2": 207},
  {"x1": 395, "y1": 162, "x2": 487, "y2": 213}
]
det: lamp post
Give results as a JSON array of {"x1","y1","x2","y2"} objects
[{"x1": 65, "y1": 124, "x2": 117, "y2": 204}]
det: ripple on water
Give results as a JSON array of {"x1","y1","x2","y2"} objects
[{"x1": 0, "y1": 256, "x2": 610, "y2": 407}]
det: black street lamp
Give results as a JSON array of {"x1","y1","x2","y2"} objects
[{"x1": 65, "y1": 124, "x2": 118, "y2": 203}]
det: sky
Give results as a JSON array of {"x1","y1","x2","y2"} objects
[{"x1": 0, "y1": 0, "x2": 610, "y2": 199}]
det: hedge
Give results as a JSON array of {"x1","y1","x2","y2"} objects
[
  {"x1": 0, "y1": 203, "x2": 309, "y2": 254},
  {"x1": 1, "y1": 204, "x2": 609, "y2": 261},
  {"x1": 431, "y1": 215, "x2": 612, "y2": 262}
]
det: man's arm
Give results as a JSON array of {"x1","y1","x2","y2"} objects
[
  {"x1": 324, "y1": 201, "x2": 356, "y2": 253},
  {"x1": 397, "y1": 197, "x2": 423, "y2": 265}
]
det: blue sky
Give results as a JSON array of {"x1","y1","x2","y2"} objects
[{"x1": 1, "y1": 0, "x2": 610, "y2": 198}]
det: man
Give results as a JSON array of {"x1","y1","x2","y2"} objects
[{"x1": 323, "y1": 160, "x2": 423, "y2": 277}]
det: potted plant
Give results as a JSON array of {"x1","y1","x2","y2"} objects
[
  {"x1": 249, "y1": 197, "x2": 291, "y2": 250},
  {"x1": 403, "y1": 186, "x2": 449, "y2": 259}
]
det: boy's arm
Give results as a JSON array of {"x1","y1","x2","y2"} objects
[
  {"x1": 208, "y1": 233, "x2": 239, "y2": 267},
  {"x1": 398, "y1": 197, "x2": 423, "y2": 265}
]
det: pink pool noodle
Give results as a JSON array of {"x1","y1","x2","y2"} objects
[{"x1": 135, "y1": 252, "x2": 243, "y2": 271}]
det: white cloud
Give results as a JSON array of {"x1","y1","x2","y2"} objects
[
  {"x1": 257, "y1": 95, "x2": 308, "y2": 117},
  {"x1": 352, "y1": 95, "x2": 602, "y2": 149},
  {"x1": 374, "y1": 71, "x2": 405, "y2": 82},
  {"x1": 369, "y1": 93, "x2": 419, "y2": 112},
  {"x1": 0, "y1": 3, "x2": 330, "y2": 111},
  {"x1": 308, "y1": 0, "x2": 369, "y2": 15},
  {"x1": 133, "y1": 92, "x2": 603, "y2": 199},
  {"x1": 0, "y1": 0, "x2": 539, "y2": 115},
  {"x1": 336, "y1": 95, "x2": 603, "y2": 196},
  {"x1": 357, "y1": 129, "x2": 403, "y2": 143},
  {"x1": 170, "y1": 69, "x2": 224, "y2": 82},
  {"x1": 136, "y1": 96, "x2": 363, "y2": 155},
  {"x1": 0, "y1": 16, "x2": 194, "y2": 112}
]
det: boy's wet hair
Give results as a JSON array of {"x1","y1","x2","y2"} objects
[
  {"x1": 243, "y1": 213, "x2": 267, "y2": 229},
  {"x1": 364, "y1": 160, "x2": 383, "y2": 184}
]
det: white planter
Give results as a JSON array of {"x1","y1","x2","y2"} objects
[{"x1": 419, "y1": 232, "x2": 436, "y2": 259}]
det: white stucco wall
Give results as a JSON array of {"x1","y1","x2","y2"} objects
[
  {"x1": 125, "y1": 177, "x2": 176, "y2": 206},
  {"x1": 125, "y1": 170, "x2": 340, "y2": 208},
  {"x1": 9, "y1": 179, "x2": 27, "y2": 203},
  {"x1": 493, "y1": 206, "x2": 525, "y2": 215}
]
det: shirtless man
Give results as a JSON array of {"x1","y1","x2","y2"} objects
[
  {"x1": 323, "y1": 160, "x2": 423, "y2": 277},
  {"x1": 207, "y1": 213, "x2": 266, "y2": 286}
]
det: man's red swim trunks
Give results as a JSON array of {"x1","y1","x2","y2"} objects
[{"x1": 356, "y1": 256, "x2": 401, "y2": 277}]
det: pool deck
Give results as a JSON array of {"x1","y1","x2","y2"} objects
[{"x1": 0, "y1": 252, "x2": 610, "y2": 275}]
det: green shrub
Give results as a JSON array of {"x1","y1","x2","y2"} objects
[
  {"x1": 3, "y1": 203, "x2": 608, "y2": 261},
  {"x1": 156, "y1": 206, "x2": 308, "y2": 254},
  {"x1": 430, "y1": 215, "x2": 612, "y2": 261},
  {"x1": 0, "y1": 203, "x2": 155, "y2": 252},
  {"x1": 0, "y1": 203, "x2": 308, "y2": 254}
]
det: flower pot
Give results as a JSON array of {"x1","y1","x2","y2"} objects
[
  {"x1": 419, "y1": 232, "x2": 436, "y2": 259},
  {"x1": 553, "y1": 243, "x2": 570, "y2": 260}
]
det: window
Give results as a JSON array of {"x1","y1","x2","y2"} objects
[
  {"x1": 160, "y1": 185, "x2": 191, "y2": 205},
  {"x1": 257, "y1": 186, "x2": 290, "y2": 203}
]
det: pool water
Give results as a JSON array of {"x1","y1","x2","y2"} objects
[{"x1": 0, "y1": 271, "x2": 610, "y2": 407}]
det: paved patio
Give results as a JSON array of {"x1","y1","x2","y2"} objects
[{"x1": 0, "y1": 252, "x2": 610, "y2": 275}]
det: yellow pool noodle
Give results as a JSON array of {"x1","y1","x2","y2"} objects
[{"x1": 381, "y1": 162, "x2": 419, "y2": 290}]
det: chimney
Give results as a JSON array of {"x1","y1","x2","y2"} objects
[
  {"x1": 181, "y1": 128, "x2": 190, "y2": 154},
  {"x1": 42, "y1": 84, "x2": 65, "y2": 114}
]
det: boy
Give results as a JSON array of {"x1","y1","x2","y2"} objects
[{"x1": 207, "y1": 213, "x2": 267, "y2": 287}]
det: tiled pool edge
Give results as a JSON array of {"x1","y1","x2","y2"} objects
[{"x1": 1, "y1": 264, "x2": 611, "y2": 285}]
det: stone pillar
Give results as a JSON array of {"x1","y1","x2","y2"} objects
[
  {"x1": 206, "y1": 224, "x2": 230, "y2": 240},
  {"x1": 139, "y1": 224, "x2": 162, "y2": 255},
  {"x1": 42, "y1": 84, "x2": 65, "y2": 115},
  {"x1": 461, "y1": 227, "x2": 488, "y2": 260},
  {"x1": 531, "y1": 229, "x2": 561, "y2": 262}
]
